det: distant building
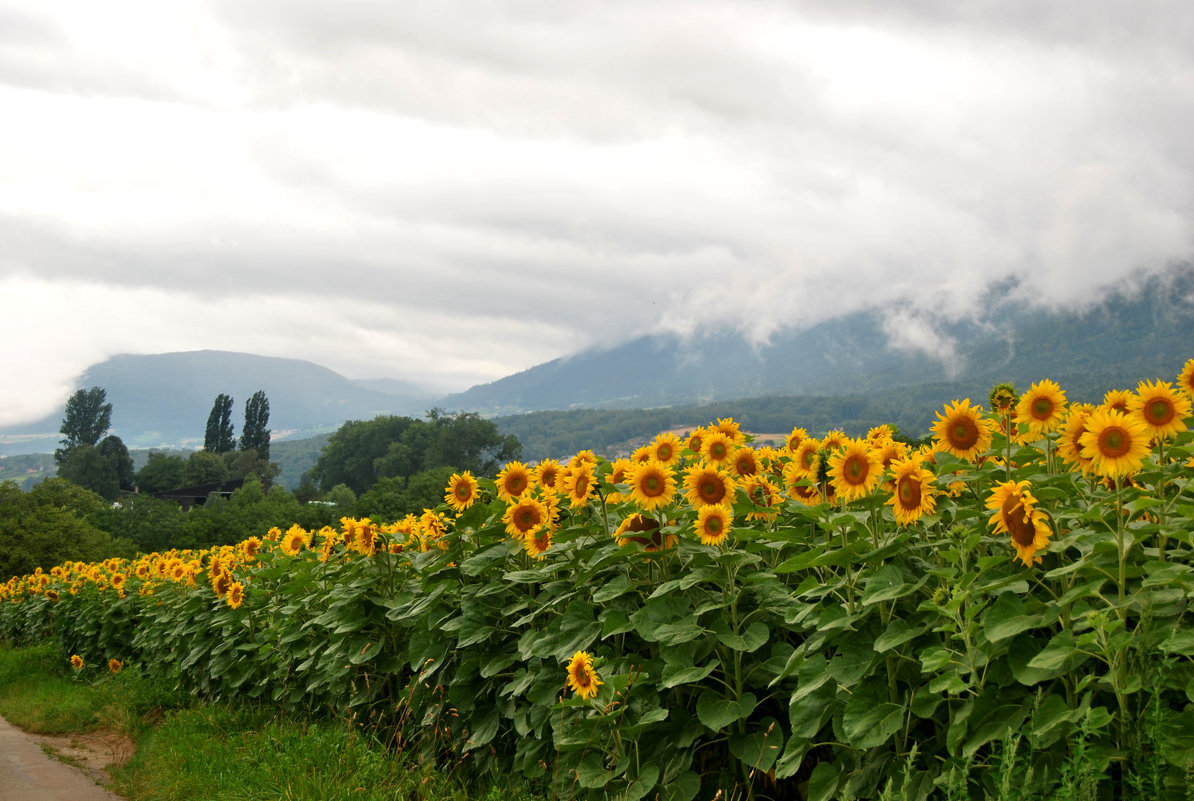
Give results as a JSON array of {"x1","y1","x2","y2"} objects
[{"x1": 151, "y1": 480, "x2": 244, "y2": 511}]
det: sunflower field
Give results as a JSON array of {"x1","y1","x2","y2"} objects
[{"x1": 5, "y1": 362, "x2": 1194, "y2": 800}]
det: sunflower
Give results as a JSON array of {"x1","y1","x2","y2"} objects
[
  {"x1": 785, "y1": 427, "x2": 808, "y2": 453},
  {"x1": 1015, "y1": 379, "x2": 1068, "y2": 436},
  {"x1": 870, "y1": 438, "x2": 906, "y2": 471},
  {"x1": 503, "y1": 497, "x2": 550, "y2": 539},
  {"x1": 651, "y1": 433, "x2": 683, "y2": 465},
  {"x1": 821, "y1": 431, "x2": 846, "y2": 452},
  {"x1": 742, "y1": 475, "x2": 781, "y2": 521},
  {"x1": 280, "y1": 525, "x2": 309, "y2": 557},
  {"x1": 226, "y1": 581, "x2": 245, "y2": 610},
  {"x1": 932, "y1": 399, "x2": 994, "y2": 460},
  {"x1": 445, "y1": 471, "x2": 480, "y2": 511},
  {"x1": 211, "y1": 570, "x2": 232, "y2": 598},
  {"x1": 110, "y1": 573, "x2": 126, "y2": 591},
  {"x1": 628, "y1": 460, "x2": 677, "y2": 510},
  {"x1": 696, "y1": 503, "x2": 733, "y2": 546},
  {"x1": 1056, "y1": 404, "x2": 1095, "y2": 474},
  {"x1": 562, "y1": 463, "x2": 597, "y2": 508},
  {"x1": 867, "y1": 424, "x2": 897, "y2": 444},
  {"x1": 986, "y1": 481, "x2": 1052, "y2": 566},
  {"x1": 827, "y1": 439, "x2": 882, "y2": 502},
  {"x1": 45, "y1": 589, "x2": 59, "y2": 602},
  {"x1": 1079, "y1": 408, "x2": 1152, "y2": 478},
  {"x1": 683, "y1": 464, "x2": 738, "y2": 508},
  {"x1": 70, "y1": 654, "x2": 84, "y2": 670},
  {"x1": 1178, "y1": 357, "x2": 1194, "y2": 398},
  {"x1": 565, "y1": 651, "x2": 603, "y2": 700},
  {"x1": 701, "y1": 431, "x2": 736, "y2": 466},
  {"x1": 108, "y1": 659, "x2": 123, "y2": 674},
  {"x1": 240, "y1": 537, "x2": 262, "y2": 561},
  {"x1": 685, "y1": 427, "x2": 707, "y2": 456},
  {"x1": 495, "y1": 462, "x2": 532, "y2": 503},
  {"x1": 524, "y1": 526, "x2": 554, "y2": 560},
  {"x1": 631, "y1": 445, "x2": 653, "y2": 463},
  {"x1": 613, "y1": 512, "x2": 674, "y2": 551},
  {"x1": 731, "y1": 447, "x2": 760, "y2": 478},
  {"x1": 885, "y1": 459, "x2": 938, "y2": 525},
  {"x1": 1102, "y1": 389, "x2": 1133, "y2": 414},
  {"x1": 989, "y1": 383, "x2": 1018, "y2": 414},
  {"x1": 1129, "y1": 379, "x2": 1191, "y2": 440},
  {"x1": 535, "y1": 460, "x2": 562, "y2": 494},
  {"x1": 715, "y1": 417, "x2": 746, "y2": 445},
  {"x1": 569, "y1": 450, "x2": 598, "y2": 468},
  {"x1": 786, "y1": 439, "x2": 821, "y2": 480}
]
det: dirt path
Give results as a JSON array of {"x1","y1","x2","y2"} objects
[{"x1": 0, "y1": 715, "x2": 130, "y2": 801}]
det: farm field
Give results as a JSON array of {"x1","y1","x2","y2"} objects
[{"x1": 4, "y1": 363, "x2": 1194, "y2": 800}]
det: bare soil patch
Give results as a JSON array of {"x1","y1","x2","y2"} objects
[{"x1": 29, "y1": 729, "x2": 136, "y2": 786}]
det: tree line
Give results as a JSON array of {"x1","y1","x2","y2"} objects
[{"x1": 2, "y1": 396, "x2": 521, "y2": 579}]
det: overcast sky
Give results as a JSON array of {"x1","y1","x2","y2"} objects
[{"x1": 2, "y1": 1, "x2": 1193, "y2": 426}]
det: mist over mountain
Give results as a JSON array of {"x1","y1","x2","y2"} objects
[
  {"x1": 2, "y1": 267, "x2": 1190, "y2": 460},
  {"x1": 443, "y1": 268, "x2": 1194, "y2": 415},
  {"x1": 0, "y1": 351, "x2": 438, "y2": 456}
]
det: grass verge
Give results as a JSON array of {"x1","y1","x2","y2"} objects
[{"x1": 0, "y1": 643, "x2": 541, "y2": 801}]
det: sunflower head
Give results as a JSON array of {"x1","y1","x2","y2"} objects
[
  {"x1": 989, "y1": 383, "x2": 1018, "y2": 414},
  {"x1": 986, "y1": 480, "x2": 1052, "y2": 566},
  {"x1": 885, "y1": 459, "x2": 938, "y2": 526},
  {"x1": 932, "y1": 399, "x2": 994, "y2": 461},
  {"x1": 108, "y1": 658, "x2": 123, "y2": 674},
  {"x1": 1102, "y1": 389, "x2": 1133, "y2": 415},
  {"x1": 701, "y1": 431, "x2": 736, "y2": 465},
  {"x1": 614, "y1": 513, "x2": 674, "y2": 551},
  {"x1": 683, "y1": 464, "x2": 737, "y2": 508},
  {"x1": 563, "y1": 463, "x2": 597, "y2": 508},
  {"x1": 651, "y1": 433, "x2": 683, "y2": 465},
  {"x1": 496, "y1": 463, "x2": 532, "y2": 503},
  {"x1": 503, "y1": 497, "x2": 550, "y2": 540},
  {"x1": 785, "y1": 427, "x2": 808, "y2": 453},
  {"x1": 535, "y1": 460, "x2": 562, "y2": 494},
  {"x1": 70, "y1": 654, "x2": 84, "y2": 670},
  {"x1": 826, "y1": 439, "x2": 882, "y2": 503},
  {"x1": 628, "y1": 461, "x2": 677, "y2": 511},
  {"x1": 1079, "y1": 408, "x2": 1152, "y2": 478},
  {"x1": 445, "y1": 471, "x2": 480, "y2": 511},
  {"x1": 565, "y1": 651, "x2": 603, "y2": 700},
  {"x1": 226, "y1": 581, "x2": 245, "y2": 610},
  {"x1": 1128, "y1": 379, "x2": 1191, "y2": 440},
  {"x1": 1178, "y1": 357, "x2": 1194, "y2": 399},
  {"x1": 696, "y1": 503, "x2": 733, "y2": 546}
]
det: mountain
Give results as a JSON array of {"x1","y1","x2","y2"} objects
[
  {"x1": 0, "y1": 351, "x2": 439, "y2": 456},
  {"x1": 444, "y1": 268, "x2": 1194, "y2": 415}
]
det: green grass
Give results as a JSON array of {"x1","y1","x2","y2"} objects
[{"x1": 0, "y1": 643, "x2": 542, "y2": 801}]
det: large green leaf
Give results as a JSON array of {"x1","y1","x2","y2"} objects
[{"x1": 696, "y1": 690, "x2": 757, "y2": 731}]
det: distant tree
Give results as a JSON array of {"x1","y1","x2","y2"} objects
[
  {"x1": 307, "y1": 416, "x2": 416, "y2": 494},
  {"x1": 204, "y1": 394, "x2": 236, "y2": 453},
  {"x1": 240, "y1": 390, "x2": 271, "y2": 461},
  {"x1": 0, "y1": 479, "x2": 132, "y2": 579},
  {"x1": 55, "y1": 387, "x2": 112, "y2": 466},
  {"x1": 135, "y1": 453, "x2": 186, "y2": 493},
  {"x1": 222, "y1": 448, "x2": 279, "y2": 488},
  {"x1": 98, "y1": 435, "x2": 135, "y2": 493},
  {"x1": 183, "y1": 451, "x2": 231, "y2": 486}
]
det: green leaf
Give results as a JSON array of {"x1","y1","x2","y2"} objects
[
  {"x1": 1027, "y1": 629, "x2": 1088, "y2": 673},
  {"x1": 660, "y1": 661, "x2": 717, "y2": 690},
  {"x1": 1160, "y1": 628, "x2": 1194, "y2": 655},
  {"x1": 873, "y1": 618, "x2": 926, "y2": 653},
  {"x1": 807, "y1": 761, "x2": 843, "y2": 801},
  {"x1": 842, "y1": 680, "x2": 904, "y2": 749},
  {"x1": 465, "y1": 708, "x2": 500, "y2": 751},
  {"x1": 697, "y1": 690, "x2": 757, "y2": 731},
  {"x1": 592, "y1": 574, "x2": 633, "y2": 603},
  {"x1": 861, "y1": 564, "x2": 910, "y2": 606},
  {"x1": 982, "y1": 592, "x2": 1044, "y2": 643},
  {"x1": 729, "y1": 723, "x2": 784, "y2": 773},
  {"x1": 715, "y1": 621, "x2": 770, "y2": 653},
  {"x1": 662, "y1": 771, "x2": 701, "y2": 801}
]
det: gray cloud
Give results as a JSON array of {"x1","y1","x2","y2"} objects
[{"x1": 1, "y1": 0, "x2": 1193, "y2": 424}]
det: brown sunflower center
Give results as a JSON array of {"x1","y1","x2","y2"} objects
[
  {"x1": 698, "y1": 475, "x2": 727, "y2": 503},
  {"x1": 455, "y1": 483, "x2": 471, "y2": 500},
  {"x1": 505, "y1": 475, "x2": 527, "y2": 494},
  {"x1": 1001, "y1": 495, "x2": 1036, "y2": 547},
  {"x1": 949, "y1": 416, "x2": 980, "y2": 450},
  {"x1": 657, "y1": 444, "x2": 674, "y2": 461},
  {"x1": 572, "y1": 665, "x2": 592, "y2": 688},
  {"x1": 736, "y1": 456, "x2": 757, "y2": 475},
  {"x1": 843, "y1": 455, "x2": 868, "y2": 484},
  {"x1": 641, "y1": 474, "x2": 664, "y2": 496},
  {"x1": 897, "y1": 476, "x2": 921, "y2": 509},
  {"x1": 516, "y1": 507, "x2": 541, "y2": 530},
  {"x1": 704, "y1": 516, "x2": 724, "y2": 535},
  {"x1": 709, "y1": 442, "x2": 728, "y2": 460},
  {"x1": 1145, "y1": 398, "x2": 1174, "y2": 425},
  {"x1": 1098, "y1": 426, "x2": 1131, "y2": 458},
  {"x1": 1031, "y1": 398, "x2": 1054, "y2": 420}
]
